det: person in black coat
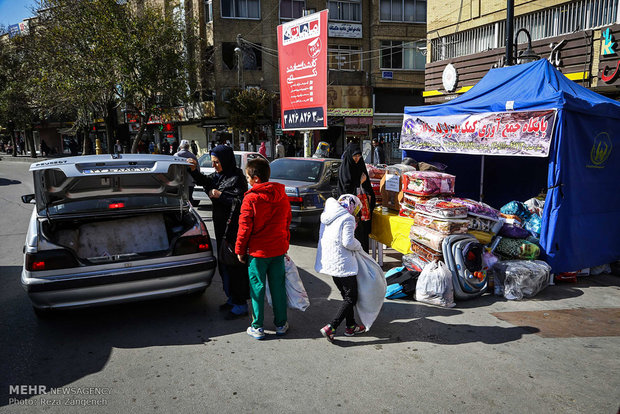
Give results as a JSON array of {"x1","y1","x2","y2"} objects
[
  {"x1": 188, "y1": 145, "x2": 250, "y2": 319},
  {"x1": 337, "y1": 143, "x2": 376, "y2": 252}
]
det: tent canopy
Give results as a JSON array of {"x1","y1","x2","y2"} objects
[{"x1": 402, "y1": 59, "x2": 620, "y2": 273}]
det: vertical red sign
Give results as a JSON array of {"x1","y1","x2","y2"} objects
[{"x1": 277, "y1": 10, "x2": 328, "y2": 130}]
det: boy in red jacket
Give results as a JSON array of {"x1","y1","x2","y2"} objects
[{"x1": 236, "y1": 158, "x2": 292, "y2": 340}]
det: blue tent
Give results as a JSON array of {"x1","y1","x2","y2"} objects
[{"x1": 402, "y1": 59, "x2": 620, "y2": 273}]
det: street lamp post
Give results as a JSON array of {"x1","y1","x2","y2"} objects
[{"x1": 514, "y1": 28, "x2": 540, "y2": 64}]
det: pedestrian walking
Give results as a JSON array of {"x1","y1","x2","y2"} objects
[
  {"x1": 174, "y1": 139, "x2": 198, "y2": 207},
  {"x1": 40, "y1": 140, "x2": 50, "y2": 157},
  {"x1": 258, "y1": 141, "x2": 267, "y2": 158},
  {"x1": 188, "y1": 145, "x2": 250, "y2": 319},
  {"x1": 275, "y1": 139, "x2": 285, "y2": 159},
  {"x1": 337, "y1": 144, "x2": 376, "y2": 252},
  {"x1": 162, "y1": 140, "x2": 170, "y2": 155},
  {"x1": 148, "y1": 140, "x2": 155, "y2": 154},
  {"x1": 114, "y1": 140, "x2": 123, "y2": 155},
  {"x1": 372, "y1": 138, "x2": 386, "y2": 164},
  {"x1": 191, "y1": 140, "x2": 199, "y2": 155},
  {"x1": 315, "y1": 194, "x2": 367, "y2": 342},
  {"x1": 235, "y1": 158, "x2": 292, "y2": 340}
]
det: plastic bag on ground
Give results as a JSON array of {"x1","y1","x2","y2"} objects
[
  {"x1": 415, "y1": 260, "x2": 455, "y2": 307},
  {"x1": 266, "y1": 255, "x2": 310, "y2": 311},
  {"x1": 354, "y1": 251, "x2": 387, "y2": 331},
  {"x1": 492, "y1": 260, "x2": 551, "y2": 300}
]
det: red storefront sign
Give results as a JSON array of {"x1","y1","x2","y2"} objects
[{"x1": 277, "y1": 10, "x2": 328, "y2": 130}]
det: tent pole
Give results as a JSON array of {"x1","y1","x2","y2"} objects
[{"x1": 479, "y1": 155, "x2": 485, "y2": 201}]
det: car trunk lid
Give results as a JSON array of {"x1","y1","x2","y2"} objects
[{"x1": 30, "y1": 154, "x2": 189, "y2": 217}]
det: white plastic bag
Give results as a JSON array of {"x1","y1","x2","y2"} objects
[
  {"x1": 354, "y1": 251, "x2": 387, "y2": 331},
  {"x1": 266, "y1": 255, "x2": 310, "y2": 311},
  {"x1": 415, "y1": 260, "x2": 455, "y2": 307}
]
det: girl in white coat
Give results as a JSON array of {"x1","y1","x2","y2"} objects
[{"x1": 315, "y1": 194, "x2": 366, "y2": 342}]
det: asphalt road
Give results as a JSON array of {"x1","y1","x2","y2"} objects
[{"x1": 0, "y1": 158, "x2": 619, "y2": 413}]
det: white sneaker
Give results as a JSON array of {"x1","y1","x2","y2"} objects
[
  {"x1": 275, "y1": 322, "x2": 289, "y2": 336},
  {"x1": 247, "y1": 326, "x2": 265, "y2": 340}
]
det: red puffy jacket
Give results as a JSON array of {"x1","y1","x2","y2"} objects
[{"x1": 235, "y1": 182, "x2": 292, "y2": 258}]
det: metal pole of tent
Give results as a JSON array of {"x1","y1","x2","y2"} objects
[{"x1": 480, "y1": 155, "x2": 485, "y2": 201}]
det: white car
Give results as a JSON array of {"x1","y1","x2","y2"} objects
[
  {"x1": 21, "y1": 154, "x2": 217, "y2": 316},
  {"x1": 193, "y1": 151, "x2": 268, "y2": 204}
]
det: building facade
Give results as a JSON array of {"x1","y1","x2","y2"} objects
[
  {"x1": 425, "y1": 0, "x2": 620, "y2": 104},
  {"x1": 199, "y1": 0, "x2": 426, "y2": 158}
]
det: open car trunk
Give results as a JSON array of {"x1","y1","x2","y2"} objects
[{"x1": 42, "y1": 211, "x2": 197, "y2": 263}]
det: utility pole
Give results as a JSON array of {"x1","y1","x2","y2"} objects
[
  {"x1": 505, "y1": 0, "x2": 514, "y2": 66},
  {"x1": 235, "y1": 34, "x2": 244, "y2": 89}
]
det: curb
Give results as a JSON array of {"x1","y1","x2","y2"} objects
[{"x1": 0, "y1": 156, "x2": 51, "y2": 163}]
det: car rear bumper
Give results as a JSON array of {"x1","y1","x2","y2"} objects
[
  {"x1": 23, "y1": 256, "x2": 216, "y2": 310},
  {"x1": 290, "y1": 208, "x2": 322, "y2": 228}
]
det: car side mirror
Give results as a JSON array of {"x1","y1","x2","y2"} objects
[{"x1": 21, "y1": 194, "x2": 35, "y2": 204}]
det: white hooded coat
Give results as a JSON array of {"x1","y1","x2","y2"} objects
[{"x1": 314, "y1": 198, "x2": 362, "y2": 277}]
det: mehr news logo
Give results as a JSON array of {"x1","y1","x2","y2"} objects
[
  {"x1": 8, "y1": 385, "x2": 110, "y2": 407},
  {"x1": 587, "y1": 132, "x2": 612, "y2": 169}
]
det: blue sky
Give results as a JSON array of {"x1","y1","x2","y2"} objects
[{"x1": 0, "y1": 0, "x2": 38, "y2": 28}]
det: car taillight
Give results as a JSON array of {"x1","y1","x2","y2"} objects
[
  {"x1": 25, "y1": 249, "x2": 79, "y2": 271},
  {"x1": 173, "y1": 235, "x2": 211, "y2": 255},
  {"x1": 108, "y1": 203, "x2": 125, "y2": 209},
  {"x1": 288, "y1": 196, "x2": 303, "y2": 206}
]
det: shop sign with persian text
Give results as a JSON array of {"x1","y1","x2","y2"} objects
[{"x1": 400, "y1": 109, "x2": 557, "y2": 157}]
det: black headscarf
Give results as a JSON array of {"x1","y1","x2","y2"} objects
[
  {"x1": 338, "y1": 144, "x2": 371, "y2": 197},
  {"x1": 210, "y1": 145, "x2": 237, "y2": 177}
]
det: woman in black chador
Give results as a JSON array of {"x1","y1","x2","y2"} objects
[
  {"x1": 337, "y1": 143, "x2": 376, "y2": 252},
  {"x1": 189, "y1": 145, "x2": 250, "y2": 319}
]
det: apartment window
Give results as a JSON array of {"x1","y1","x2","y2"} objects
[
  {"x1": 222, "y1": 42, "x2": 262, "y2": 70},
  {"x1": 328, "y1": 45, "x2": 362, "y2": 71},
  {"x1": 380, "y1": 0, "x2": 425, "y2": 22},
  {"x1": 221, "y1": 0, "x2": 260, "y2": 19},
  {"x1": 204, "y1": 0, "x2": 213, "y2": 22},
  {"x1": 328, "y1": 0, "x2": 361, "y2": 22},
  {"x1": 280, "y1": 0, "x2": 305, "y2": 19},
  {"x1": 381, "y1": 41, "x2": 425, "y2": 70}
]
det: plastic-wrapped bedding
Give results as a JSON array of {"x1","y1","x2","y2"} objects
[
  {"x1": 410, "y1": 240, "x2": 443, "y2": 262},
  {"x1": 409, "y1": 225, "x2": 447, "y2": 252},
  {"x1": 401, "y1": 193, "x2": 439, "y2": 209},
  {"x1": 402, "y1": 253, "x2": 430, "y2": 272},
  {"x1": 413, "y1": 213, "x2": 468, "y2": 235},
  {"x1": 414, "y1": 198, "x2": 467, "y2": 219},
  {"x1": 467, "y1": 215, "x2": 499, "y2": 232},
  {"x1": 366, "y1": 164, "x2": 387, "y2": 179},
  {"x1": 448, "y1": 197, "x2": 499, "y2": 220},
  {"x1": 386, "y1": 163, "x2": 417, "y2": 176},
  {"x1": 399, "y1": 205, "x2": 416, "y2": 218},
  {"x1": 492, "y1": 260, "x2": 551, "y2": 300},
  {"x1": 402, "y1": 171, "x2": 456, "y2": 196}
]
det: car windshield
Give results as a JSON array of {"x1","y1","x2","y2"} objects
[
  {"x1": 270, "y1": 159, "x2": 324, "y2": 182},
  {"x1": 198, "y1": 154, "x2": 212, "y2": 168},
  {"x1": 45, "y1": 195, "x2": 181, "y2": 215},
  {"x1": 235, "y1": 155, "x2": 241, "y2": 166}
]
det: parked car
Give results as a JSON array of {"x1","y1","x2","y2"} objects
[
  {"x1": 20, "y1": 154, "x2": 217, "y2": 316},
  {"x1": 193, "y1": 151, "x2": 268, "y2": 205},
  {"x1": 269, "y1": 157, "x2": 341, "y2": 228}
]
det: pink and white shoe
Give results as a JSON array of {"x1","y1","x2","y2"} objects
[{"x1": 320, "y1": 324, "x2": 335, "y2": 342}]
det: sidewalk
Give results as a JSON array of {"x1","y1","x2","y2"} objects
[{"x1": 0, "y1": 153, "x2": 56, "y2": 163}]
